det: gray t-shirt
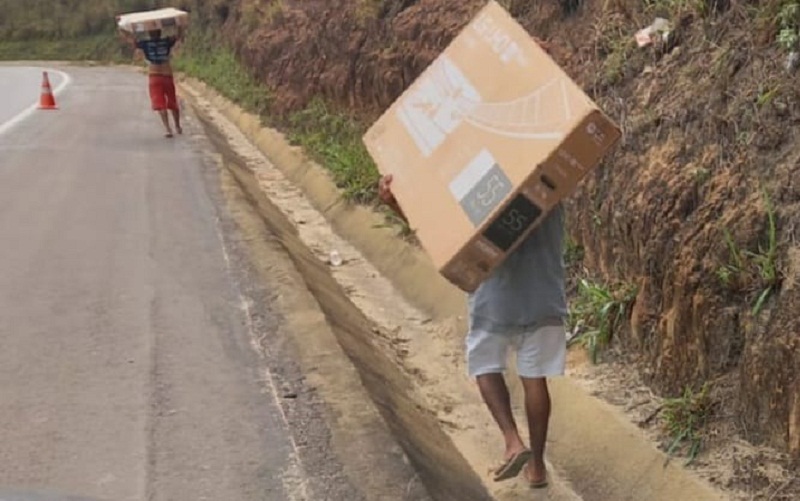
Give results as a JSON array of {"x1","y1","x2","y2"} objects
[{"x1": 468, "y1": 204, "x2": 567, "y2": 333}]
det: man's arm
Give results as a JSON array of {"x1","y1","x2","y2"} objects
[
  {"x1": 378, "y1": 174, "x2": 408, "y2": 224},
  {"x1": 117, "y1": 25, "x2": 136, "y2": 47},
  {"x1": 120, "y1": 32, "x2": 142, "y2": 64},
  {"x1": 118, "y1": 27, "x2": 145, "y2": 61},
  {"x1": 168, "y1": 26, "x2": 185, "y2": 52},
  {"x1": 118, "y1": 29, "x2": 132, "y2": 46}
]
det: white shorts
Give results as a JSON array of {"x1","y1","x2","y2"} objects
[{"x1": 466, "y1": 324, "x2": 567, "y2": 379}]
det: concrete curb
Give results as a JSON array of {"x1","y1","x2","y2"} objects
[
  {"x1": 213, "y1": 152, "x2": 433, "y2": 501},
  {"x1": 177, "y1": 76, "x2": 728, "y2": 501},
  {"x1": 194, "y1": 101, "x2": 465, "y2": 322}
]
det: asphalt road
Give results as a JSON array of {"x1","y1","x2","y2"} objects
[
  {"x1": 0, "y1": 67, "x2": 66, "y2": 135},
  {"x1": 0, "y1": 66, "x2": 375, "y2": 501}
]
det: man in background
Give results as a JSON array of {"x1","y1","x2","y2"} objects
[{"x1": 120, "y1": 25, "x2": 184, "y2": 138}]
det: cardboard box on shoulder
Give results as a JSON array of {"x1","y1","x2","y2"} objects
[
  {"x1": 116, "y1": 8, "x2": 189, "y2": 40},
  {"x1": 362, "y1": 0, "x2": 621, "y2": 293}
]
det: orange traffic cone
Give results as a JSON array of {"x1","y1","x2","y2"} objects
[{"x1": 39, "y1": 71, "x2": 58, "y2": 110}]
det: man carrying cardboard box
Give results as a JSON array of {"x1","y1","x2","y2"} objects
[
  {"x1": 379, "y1": 172, "x2": 566, "y2": 489},
  {"x1": 119, "y1": 26, "x2": 185, "y2": 138},
  {"x1": 366, "y1": 1, "x2": 620, "y2": 489}
]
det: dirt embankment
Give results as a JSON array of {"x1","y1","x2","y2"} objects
[{"x1": 181, "y1": 0, "x2": 800, "y2": 456}]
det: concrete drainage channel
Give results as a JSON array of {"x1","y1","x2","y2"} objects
[
  {"x1": 179, "y1": 76, "x2": 735, "y2": 501},
  {"x1": 196, "y1": 112, "x2": 494, "y2": 501}
]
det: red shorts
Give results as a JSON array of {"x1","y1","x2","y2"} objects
[{"x1": 148, "y1": 74, "x2": 178, "y2": 111}]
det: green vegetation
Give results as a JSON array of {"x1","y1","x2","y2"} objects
[
  {"x1": 756, "y1": 84, "x2": 781, "y2": 108},
  {"x1": 594, "y1": 16, "x2": 635, "y2": 87},
  {"x1": 661, "y1": 383, "x2": 712, "y2": 465},
  {"x1": 174, "y1": 23, "x2": 384, "y2": 205},
  {"x1": 603, "y1": 32, "x2": 634, "y2": 86},
  {"x1": 173, "y1": 33, "x2": 273, "y2": 119},
  {"x1": 777, "y1": 1, "x2": 800, "y2": 51},
  {"x1": 174, "y1": 34, "x2": 380, "y2": 204},
  {"x1": 0, "y1": 0, "x2": 382, "y2": 205},
  {"x1": 0, "y1": 0, "x2": 164, "y2": 40},
  {"x1": 692, "y1": 166, "x2": 712, "y2": 185},
  {"x1": 642, "y1": 0, "x2": 724, "y2": 17},
  {"x1": 637, "y1": 0, "x2": 800, "y2": 48},
  {"x1": 568, "y1": 279, "x2": 637, "y2": 364},
  {"x1": 0, "y1": 35, "x2": 125, "y2": 62},
  {"x1": 716, "y1": 188, "x2": 781, "y2": 316},
  {"x1": 716, "y1": 229, "x2": 744, "y2": 287},
  {"x1": 0, "y1": 0, "x2": 167, "y2": 61},
  {"x1": 290, "y1": 99, "x2": 378, "y2": 202},
  {"x1": 564, "y1": 236, "x2": 585, "y2": 266},
  {"x1": 288, "y1": 100, "x2": 379, "y2": 203}
]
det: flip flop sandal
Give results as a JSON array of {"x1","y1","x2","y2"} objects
[{"x1": 492, "y1": 449, "x2": 532, "y2": 482}]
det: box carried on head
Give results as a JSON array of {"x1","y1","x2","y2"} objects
[{"x1": 116, "y1": 8, "x2": 189, "y2": 41}]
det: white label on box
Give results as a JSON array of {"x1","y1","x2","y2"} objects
[
  {"x1": 450, "y1": 149, "x2": 513, "y2": 226},
  {"x1": 397, "y1": 55, "x2": 482, "y2": 157},
  {"x1": 471, "y1": 10, "x2": 528, "y2": 66},
  {"x1": 450, "y1": 149, "x2": 496, "y2": 201}
]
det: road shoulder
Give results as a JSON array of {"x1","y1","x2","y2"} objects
[{"x1": 179, "y1": 76, "x2": 727, "y2": 501}]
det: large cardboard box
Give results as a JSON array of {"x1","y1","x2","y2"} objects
[
  {"x1": 117, "y1": 8, "x2": 189, "y2": 40},
  {"x1": 363, "y1": 0, "x2": 621, "y2": 292}
]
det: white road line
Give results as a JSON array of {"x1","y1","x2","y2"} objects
[{"x1": 0, "y1": 68, "x2": 72, "y2": 137}]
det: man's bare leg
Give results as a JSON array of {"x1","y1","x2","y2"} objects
[
  {"x1": 477, "y1": 373, "x2": 528, "y2": 462},
  {"x1": 171, "y1": 108, "x2": 182, "y2": 134},
  {"x1": 158, "y1": 110, "x2": 173, "y2": 137},
  {"x1": 521, "y1": 377, "x2": 551, "y2": 485}
]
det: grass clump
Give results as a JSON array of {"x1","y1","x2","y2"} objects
[
  {"x1": 0, "y1": 34, "x2": 124, "y2": 62},
  {"x1": 174, "y1": 33, "x2": 272, "y2": 118},
  {"x1": 716, "y1": 188, "x2": 781, "y2": 316},
  {"x1": 661, "y1": 383, "x2": 712, "y2": 465},
  {"x1": 643, "y1": 0, "x2": 726, "y2": 17},
  {"x1": 288, "y1": 99, "x2": 379, "y2": 203},
  {"x1": 564, "y1": 236, "x2": 585, "y2": 267},
  {"x1": 568, "y1": 279, "x2": 637, "y2": 364},
  {"x1": 176, "y1": 33, "x2": 379, "y2": 204},
  {"x1": 777, "y1": 1, "x2": 800, "y2": 51}
]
